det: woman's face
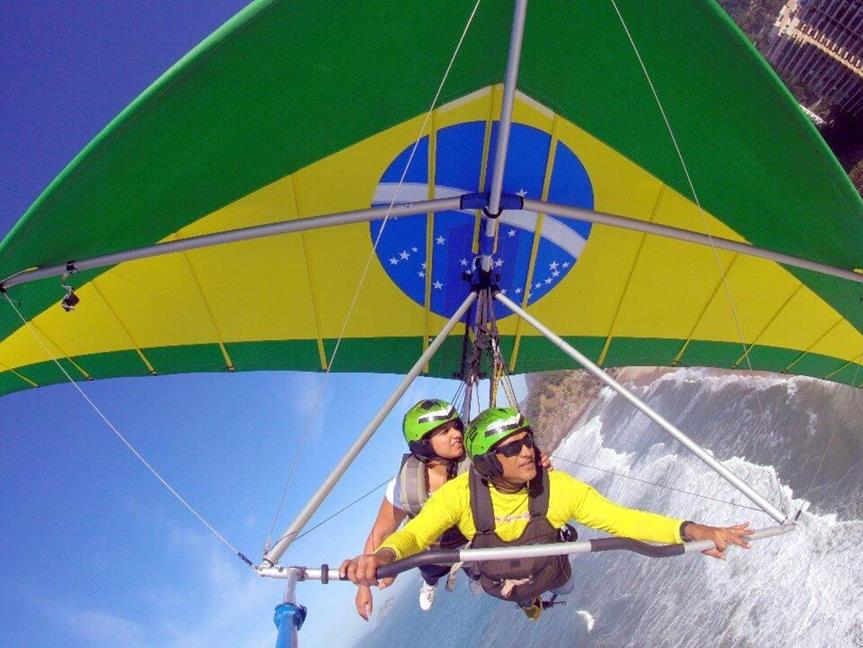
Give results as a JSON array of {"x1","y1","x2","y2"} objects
[{"x1": 427, "y1": 421, "x2": 464, "y2": 460}]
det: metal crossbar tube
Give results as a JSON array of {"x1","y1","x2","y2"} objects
[
  {"x1": 494, "y1": 291, "x2": 789, "y2": 524},
  {"x1": 261, "y1": 291, "x2": 478, "y2": 567},
  {"x1": 256, "y1": 565, "x2": 344, "y2": 580},
  {"x1": 255, "y1": 525, "x2": 792, "y2": 580},
  {"x1": 487, "y1": 0, "x2": 529, "y2": 217},
  {"x1": 1, "y1": 197, "x2": 462, "y2": 290},
  {"x1": 680, "y1": 524, "x2": 792, "y2": 553},
  {"x1": 460, "y1": 524, "x2": 791, "y2": 563},
  {"x1": 524, "y1": 198, "x2": 863, "y2": 285}
]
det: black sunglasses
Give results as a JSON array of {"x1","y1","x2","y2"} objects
[{"x1": 495, "y1": 432, "x2": 534, "y2": 458}]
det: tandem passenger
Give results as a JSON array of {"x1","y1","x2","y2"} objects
[{"x1": 353, "y1": 399, "x2": 469, "y2": 619}]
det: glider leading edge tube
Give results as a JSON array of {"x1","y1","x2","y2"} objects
[
  {"x1": 255, "y1": 524, "x2": 793, "y2": 581},
  {"x1": 524, "y1": 198, "x2": 863, "y2": 285},
  {"x1": 6, "y1": 195, "x2": 862, "y2": 292},
  {"x1": 0, "y1": 197, "x2": 463, "y2": 290},
  {"x1": 261, "y1": 290, "x2": 478, "y2": 568},
  {"x1": 493, "y1": 291, "x2": 789, "y2": 525}
]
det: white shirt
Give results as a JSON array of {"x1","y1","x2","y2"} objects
[{"x1": 384, "y1": 477, "x2": 405, "y2": 511}]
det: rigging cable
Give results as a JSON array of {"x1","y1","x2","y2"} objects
[
  {"x1": 271, "y1": 447, "x2": 773, "y2": 547},
  {"x1": 265, "y1": 0, "x2": 485, "y2": 549},
  {"x1": 490, "y1": 314, "x2": 521, "y2": 410},
  {"x1": 478, "y1": 286, "x2": 522, "y2": 412},
  {"x1": 292, "y1": 474, "x2": 395, "y2": 543},
  {"x1": 450, "y1": 378, "x2": 467, "y2": 415},
  {"x1": 552, "y1": 454, "x2": 765, "y2": 514},
  {"x1": 610, "y1": 0, "x2": 786, "y2": 515},
  {"x1": 2, "y1": 292, "x2": 254, "y2": 567}
]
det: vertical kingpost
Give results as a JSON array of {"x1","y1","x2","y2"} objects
[
  {"x1": 487, "y1": 0, "x2": 529, "y2": 217},
  {"x1": 482, "y1": 0, "x2": 529, "y2": 273}
]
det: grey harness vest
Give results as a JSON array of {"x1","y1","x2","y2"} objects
[
  {"x1": 468, "y1": 466, "x2": 572, "y2": 603},
  {"x1": 397, "y1": 453, "x2": 468, "y2": 549}
]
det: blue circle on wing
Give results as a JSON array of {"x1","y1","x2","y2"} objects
[{"x1": 370, "y1": 121, "x2": 593, "y2": 319}]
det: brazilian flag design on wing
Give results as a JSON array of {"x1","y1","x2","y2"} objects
[{"x1": 1, "y1": 1, "x2": 862, "y2": 397}]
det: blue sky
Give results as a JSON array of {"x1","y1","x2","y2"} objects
[{"x1": 0, "y1": 4, "x2": 530, "y2": 646}]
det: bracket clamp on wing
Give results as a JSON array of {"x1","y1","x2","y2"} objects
[{"x1": 60, "y1": 262, "x2": 80, "y2": 312}]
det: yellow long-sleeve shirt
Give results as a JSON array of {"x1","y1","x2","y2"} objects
[{"x1": 379, "y1": 470, "x2": 683, "y2": 559}]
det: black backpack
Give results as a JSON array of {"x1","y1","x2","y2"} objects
[{"x1": 468, "y1": 466, "x2": 572, "y2": 603}]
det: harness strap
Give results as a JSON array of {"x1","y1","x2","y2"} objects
[
  {"x1": 469, "y1": 465, "x2": 550, "y2": 533},
  {"x1": 527, "y1": 467, "x2": 550, "y2": 520},
  {"x1": 398, "y1": 453, "x2": 429, "y2": 518},
  {"x1": 469, "y1": 467, "x2": 497, "y2": 534}
]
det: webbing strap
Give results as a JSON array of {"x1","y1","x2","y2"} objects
[
  {"x1": 527, "y1": 468, "x2": 549, "y2": 520},
  {"x1": 398, "y1": 453, "x2": 428, "y2": 517},
  {"x1": 469, "y1": 466, "x2": 550, "y2": 533},
  {"x1": 469, "y1": 468, "x2": 497, "y2": 534}
]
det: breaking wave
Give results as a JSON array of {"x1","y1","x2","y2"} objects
[{"x1": 355, "y1": 368, "x2": 863, "y2": 648}]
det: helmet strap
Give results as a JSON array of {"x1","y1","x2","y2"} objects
[
  {"x1": 408, "y1": 439, "x2": 438, "y2": 463},
  {"x1": 472, "y1": 453, "x2": 503, "y2": 479},
  {"x1": 446, "y1": 454, "x2": 465, "y2": 478}
]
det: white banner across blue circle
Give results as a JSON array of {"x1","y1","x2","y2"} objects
[{"x1": 371, "y1": 122, "x2": 594, "y2": 319}]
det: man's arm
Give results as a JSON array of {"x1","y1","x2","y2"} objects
[
  {"x1": 340, "y1": 479, "x2": 464, "y2": 587},
  {"x1": 567, "y1": 479, "x2": 684, "y2": 544},
  {"x1": 561, "y1": 475, "x2": 753, "y2": 558},
  {"x1": 376, "y1": 477, "x2": 465, "y2": 559}
]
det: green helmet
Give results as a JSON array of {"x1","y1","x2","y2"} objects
[
  {"x1": 465, "y1": 407, "x2": 531, "y2": 458},
  {"x1": 402, "y1": 399, "x2": 461, "y2": 444}
]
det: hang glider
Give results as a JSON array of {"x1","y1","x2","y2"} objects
[
  {"x1": 2, "y1": 1, "x2": 861, "y2": 646},
  {"x1": 1, "y1": 1, "x2": 862, "y2": 395}
]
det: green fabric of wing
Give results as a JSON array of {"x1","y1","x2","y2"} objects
[
  {"x1": 0, "y1": 0, "x2": 510, "y2": 340},
  {"x1": 518, "y1": 2, "x2": 863, "y2": 324},
  {"x1": 1, "y1": 0, "x2": 862, "y2": 386}
]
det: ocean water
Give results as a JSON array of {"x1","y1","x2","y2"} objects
[{"x1": 352, "y1": 368, "x2": 863, "y2": 648}]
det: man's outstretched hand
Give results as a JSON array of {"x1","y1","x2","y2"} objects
[
  {"x1": 684, "y1": 521, "x2": 753, "y2": 559},
  {"x1": 339, "y1": 549, "x2": 397, "y2": 588}
]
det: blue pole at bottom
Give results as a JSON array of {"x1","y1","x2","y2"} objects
[{"x1": 274, "y1": 602, "x2": 307, "y2": 648}]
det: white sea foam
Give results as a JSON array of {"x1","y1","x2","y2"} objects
[
  {"x1": 553, "y1": 371, "x2": 863, "y2": 648},
  {"x1": 359, "y1": 369, "x2": 863, "y2": 648},
  {"x1": 556, "y1": 414, "x2": 634, "y2": 476},
  {"x1": 806, "y1": 410, "x2": 819, "y2": 436},
  {"x1": 576, "y1": 609, "x2": 595, "y2": 632}
]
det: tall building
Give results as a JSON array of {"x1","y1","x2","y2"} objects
[{"x1": 766, "y1": 0, "x2": 863, "y2": 116}]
